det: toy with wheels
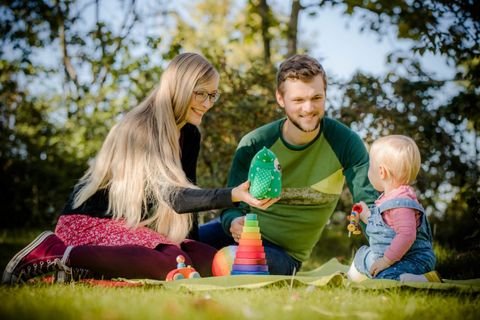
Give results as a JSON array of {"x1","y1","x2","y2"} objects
[
  {"x1": 165, "y1": 255, "x2": 201, "y2": 281},
  {"x1": 347, "y1": 203, "x2": 362, "y2": 237}
]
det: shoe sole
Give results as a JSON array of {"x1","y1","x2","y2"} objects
[{"x1": 2, "y1": 231, "x2": 54, "y2": 284}]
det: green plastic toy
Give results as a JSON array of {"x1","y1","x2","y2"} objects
[{"x1": 248, "y1": 147, "x2": 282, "y2": 199}]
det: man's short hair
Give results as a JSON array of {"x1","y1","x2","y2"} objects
[{"x1": 276, "y1": 54, "x2": 327, "y2": 95}]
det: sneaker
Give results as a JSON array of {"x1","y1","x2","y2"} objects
[
  {"x1": 54, "y1": 246, "x2": 93, "y2": 283},
  {"x1": 57, "y1": 267, "x2": 92, "y2": 283},
  {"x1": 423, "y1": 270, "x2": 443, "y2": 282},
  {"x1": 2, "y1": 231, "x2": 71, "y2": 284},
  {"x1": 399, "y1": 270, "x2": 443, "y2": 283}
]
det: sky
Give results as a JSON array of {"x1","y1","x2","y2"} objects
[
  {"x1": 32, "y1": 0, "x2": 456, "y2": 97},
  {"x1": 96, "y1": 0, "x2": 455, "y2": 81},
  {"x1": 295, "y1": 5, "x2": 454, "y2": 80}
]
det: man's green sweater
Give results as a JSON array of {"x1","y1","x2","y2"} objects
[{"x1": 221, "y1": 117, "x2": 377, "y2": 262}]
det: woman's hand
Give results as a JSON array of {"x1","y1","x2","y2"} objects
[{"x1": 231, "y1": 181, "x2": 279, "y2": 210}]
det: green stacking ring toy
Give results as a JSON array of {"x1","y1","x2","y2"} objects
[{"x1": 248, "y1": 147, "x2": 282, "y2": 199}]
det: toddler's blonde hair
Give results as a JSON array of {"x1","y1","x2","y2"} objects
[{"x1": 370, "y1": 135, "x2": 421, "y2": 185}]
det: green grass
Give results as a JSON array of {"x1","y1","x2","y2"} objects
[
  {"x1": 1, "y1": 284, "x2": 479, "y2": 320},
  {"x1": 1, "y1": 229, "x2": 479, "y2": 319}
]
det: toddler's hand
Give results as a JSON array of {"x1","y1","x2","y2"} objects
[
  {"x1": 369, "y1": 256, "x2": 393, "y2": 277},
  {"x1": 358, "y1": 201, "x2": 371, "y2": 224}
]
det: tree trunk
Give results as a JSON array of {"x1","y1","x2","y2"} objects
[
  {"x1": 257, "y1": 0, "x2": 272, "y2": 65},
  {"x1": 287, "y1": 0, "x2": 301, "y2": 57}
]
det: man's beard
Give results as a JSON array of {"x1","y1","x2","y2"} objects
[{"x1": 288, "y1": 114, "x2": 321, "y2": 133}]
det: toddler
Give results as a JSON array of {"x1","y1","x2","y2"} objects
[{"x1": 348, "y1": 135, "x2": 441, "y2": 282}]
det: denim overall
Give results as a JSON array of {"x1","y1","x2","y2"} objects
[{"x1": 354, "y1": 198, "x2": 436, "y2": 280}]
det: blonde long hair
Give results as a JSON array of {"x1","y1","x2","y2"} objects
[{"x1": 73, "y1": 53, "x2": 219, "y2": 243}]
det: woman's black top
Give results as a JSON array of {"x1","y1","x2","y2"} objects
[{"x1": 60, "y1": 123, "x2": 234, "y2": 240}]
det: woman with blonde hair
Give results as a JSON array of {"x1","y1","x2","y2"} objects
[{"x1": 3, "y1": 53, "x2": 275, "y2": 284}]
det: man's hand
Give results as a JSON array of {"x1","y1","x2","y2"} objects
[
  {"x1": 229, "y1": 216, "x2": 245, "y2": 243},
  {"x1": 369, "y1": 256, "x2": 393, "y2": 277},
  {"x1": 231, "y1": 181, "x2": 280, "y2": 210}
]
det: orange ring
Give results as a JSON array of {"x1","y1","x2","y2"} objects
[
  {"x1": 235, "y1": 251, "x2": 266, "y2": 259},
  {"x1": 238, "y1": 239, "x2": 262, "y2": 247},
  {"x1": 237, "y1": 246, "x2": 265, "y2": 253},
  {"x1": 240, "y1": 232, "x2": 261, "y2": 240}
]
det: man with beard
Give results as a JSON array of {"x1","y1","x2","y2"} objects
[{"x1": 200, "y1": 54, "x2": 378, "y2": 275}]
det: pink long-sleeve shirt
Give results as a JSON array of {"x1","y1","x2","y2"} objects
[{"x1": 376, "y1": 185, "x2": 421, "y2": 262}]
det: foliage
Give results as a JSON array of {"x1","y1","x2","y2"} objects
[
  {"x1": 0, "y1": 0, "x2": 478, "y2": 253},
  {"x1": 0, "y1": 0, "x2": 166, "y2": 228}
]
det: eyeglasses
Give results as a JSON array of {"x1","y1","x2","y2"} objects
[{"x1": 193, "y1": 91, "x2": 220, "y2": 103}]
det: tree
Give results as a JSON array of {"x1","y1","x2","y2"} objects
[
  {"x1": 0, "y1": 0, "x2": 167, "y2": 227},
  {"x1": 1, "y1": 0, "x2": 478, "y2": 254}
]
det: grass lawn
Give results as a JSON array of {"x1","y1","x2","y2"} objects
[
  {"x1": 1, "y1": 229, "x2": 479, "y2": 319},
  {"x1": 1, "y1": 284, "x2": 479, "y2": 320}
]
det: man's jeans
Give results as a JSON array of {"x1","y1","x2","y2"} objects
[{"x1": 199, "y1": 218, "x2": 301, "y2": 275}]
